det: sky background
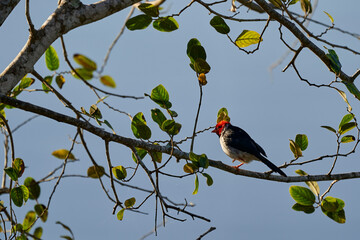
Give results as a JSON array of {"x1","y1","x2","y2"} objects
[{"x1": 1, "y1": 0, "x2": 360, "y2": 239}]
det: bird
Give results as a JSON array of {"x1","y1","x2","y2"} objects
[{"x1": 212, "y1": 120, "x2": 287, "y2": 177}]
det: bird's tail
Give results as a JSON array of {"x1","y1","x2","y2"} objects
[{"x1": 259, "y1": 156, "x2": 287, "y2": 177}]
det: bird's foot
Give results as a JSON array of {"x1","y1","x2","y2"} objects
[{"x1": 232, "y1": 163, "x2": 244, "y2": 168}]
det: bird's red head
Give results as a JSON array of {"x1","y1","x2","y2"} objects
[{"x1": 212, "y1": 120, "x2": 230, "y2": 136}]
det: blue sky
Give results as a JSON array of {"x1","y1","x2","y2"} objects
[{"x1": 1, "y1": 0, "x2": 360, "y2": 239}]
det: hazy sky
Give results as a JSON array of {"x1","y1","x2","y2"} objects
[{"x1": 1, "y1": 1, "x2": 360, "y2": 239}]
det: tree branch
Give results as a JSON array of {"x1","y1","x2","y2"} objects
[
  {"x1": 253, "y1": 0, "x2": 355, "y2": 84},
  {"x1": 0, "y1": 0, "x2": 141, "y2": 94},
  {"x1": 0, "y1": 0, "x2": 20, "y2": 27},
  {"x1": 2, "y1": 94, "x2": 360, "y2": 182}
]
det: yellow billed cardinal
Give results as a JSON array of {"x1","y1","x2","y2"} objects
[{"x1": 212, "y1": 120, "x2": 287, "y2": 177}]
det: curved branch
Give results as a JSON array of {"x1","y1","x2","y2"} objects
[
  {"x1": 2, "y1": 94, "x2": 360, "y2": 182},
  {"x1": 0, "y1": 0, "x2": 141, "y2": 94},
  {"x1": 253, "y1": 0, "x2": 355, "y2": 83},
  {"x1": 0, "y1": 0, "x2": 20, "y2": 27}
]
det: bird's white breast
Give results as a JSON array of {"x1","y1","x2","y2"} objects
[{"x1": 219, "y1": 137, "x2": 259, "y2": 163}]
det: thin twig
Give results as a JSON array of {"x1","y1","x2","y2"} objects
[
  {"x1": 104, "y1": 141, "x2": 123, "y2": 214},
  {"x1": 196, "y1": 227, "x2": 216, "y2": 240},
  {"x1": 319, "y1": 180, "x2": 338, "y2": 202},
  {"x1": 99, "y1": 6, "x2": 135, "y2": 74},
  {"x1": 190, "y1": 84, "x2": 203, "y2": 152}
]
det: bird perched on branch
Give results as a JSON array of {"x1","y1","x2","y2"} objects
[{"x1": 212, "y1": 120, "x2": 287, "y2": 177}]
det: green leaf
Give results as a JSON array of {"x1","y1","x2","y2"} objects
[
  {"x1": 292, "y1": 203, "x2": 315, "y2": 214},
  {"x1": 131, "y1": 112, "x2": 152, "y2": 140},
  {"x1": 189, "y1": 152, "x2": 200, "y2": 163},
  {"x1": 188, "y1": 45, "x2": 207, "y2": 63},
  {"x1": 34, "y1": 204, "x2": 48, "y2": 222},
  {"x1": 42, "y1": 76, "x2": 53, "y2": 93},
  {"x1": 117, "y1": 208, "x2": 125, "y2": 220},
  {"x1": 4, "y1": 167, "x2": 19, "y2": 181},
  {"x1": 289, "y1": 185, "x2": 315, "y2": 206},
  {"x1": 11, "y1": 187, "x2": 24, "y2": 207},
  {"x1": 112, "y1": 165, "x2": 127, "y2": 180},
  {"x1": 339, "y1": 114, "x2": 354, "y2": 130},
  {"x1": 153, "y1": 17, "x2": 179, "y2": 32},
  {"x1": 24, "y1": 177, "x2": 40, "y2": 200},
  {"x1": 151, "y1": 108, "x2": 167, "y2": 128},
  {"x1": 12, "y1": 77, "x2": 35, "y2": 97},
  {"x1": 73, "y1": 54, "x2": 97, "y2": 71},
  {"x1": 324, "y1": 11, "x2": 334, "y2": 23},
  {"x1": 194, "y1": 58, "x2": 211, "y2": 74},
  {"x1": 161, "y1": 120, "x2": 181, "y2": 136},
  {"x1": 294, "y1": 169, "x2": 320, "y2": 196},
  {"x1": 33, "y1": 227, "x2": 43, "y2": 239},
  {"x1": 289, "y1": 140, "x2": 302, "y2": 158},
  {"x1": 100, "y1": 75, "x2": 116, "y2": 88},
  {"x1": 124, "y1": 197, "x2": 136, "y2": 208},
  {"x1": 300, "y1": 0, "x2": 312, "y2": 14},
  {"x1": 104, "y1": 120, "x2": 115, "y2": 134},
  {"x1": 183, "y1": 163, "x2": 198, "y2": 173},
  {"x1": 20, "y1": 185, "x2": 29, "y2": 203},
  {"x1": 150, "y1": 84, "x2": 171, "y2": 108},
  {"x1": 56, "y1": 75, "x2": 66, "y2": 89},
  {"x1": 341, "y1": 135, "x2": 355, "y2": 143},
  {"x1": 321, "y1": 206, "x2": 346, "y2": 224},
  {"x1": 13, "y1": 223, "x2": 23, "y2": 232},
  {"x1": 186, "y1": 38, "x2": 202, "y2": 58},
  {"x1": 322, "y1": 196, "x2": 345, "y2": 212},
  {"x1": 217, "y1": 107, "x2": 230, "y2": 123},
  {"x1": 138, "y1": 3, "x2": 159, "y2": 17},
  {"x1": 202, "y1": 173, "x2": 213, "y2": 186},
  {"x1": 326, "y1": 49, "x2": 342, "y2": 75},
  {"x1": 150, "y1": 150, "x2": 162, "y2": 163},
  {"x1": 161, "y1": 119, "x2": 181, "y2": 135},
  {"x1": 193, "y1": 175, "x2": 199, "y2": 195},
  {"x1": 321, "y1": 125, "x2": 336, "y2": 134},
  {"x1": 339, "y1": 122, "x2": 356, "y2": 135},
  {"x1": 235, "y1": 30, "x2": 263, "y2": 48},
  {"x1": 71, "y1": 68, "x2": 93, "y2": 80},
  {"x1": 52, "y1": 149, "x2": 76, "y2": 160},
  {"x1": 45, "y1": 45, "x2": 59, "y2": 71},
  {"x1": 295, "y1": 134, "x2": 308, "y2": 151},
  {"x1": 131, "y1": 148, "x2": 147, "y2": 163},
  {"x1": 210, "y1": 16, "x2": 230, "y2": 34},
  {"x1": 23, "y1": 211, "x2": 36, "y2": 232},
  {"x1": 198, "y1": 154, "x2": 209, "y2": 169},
  {"x1": 89, "y1": 104, "x2": 102, "y2": 119},
  {"x1": 87, "y1": 165, "x2": 105, "y2": 178},
  {"x1": 12, "y1": 158, "x2": 25, "y2": 177},
  {"x1": 126, "y1": 14, "x2": 152, "y2": 30}
]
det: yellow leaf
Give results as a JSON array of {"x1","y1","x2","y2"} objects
[
  {"x1": 324, "y1": 11, "x2": 334, "y2": 24},
  {"x1": 52, "y1": 149, "x2": 76, "y2": 160},
  {"x1": 235, "y1": 30, "x2": 263, "y2": 48},
  {"x1": 100, "y1": 75, "x2": 116, "y2": 88},
  {"x1": 73, "y1": 54, "x2": 97, "y2": 71}
]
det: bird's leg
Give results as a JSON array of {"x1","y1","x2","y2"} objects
[
  {"x1": 232, "y1": 163, "x2": 244, "y2": 168},
  {"x1": 232, "y1": 159, "x2": 244, "y2": 169}
]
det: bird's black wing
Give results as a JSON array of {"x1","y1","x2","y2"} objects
[
  {"x1": 222, "y1": 124, "x2": 267, "y2": 158},
  {"x1": 223, "y1": 125, "x2": 286, "y2": 177}
]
